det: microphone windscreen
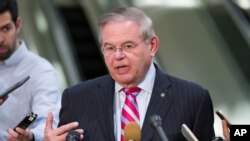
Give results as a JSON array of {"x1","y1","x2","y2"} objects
[
  {"x1": 66, "y1": 130, "x2": 80, "y2": 141},
  {"x1": 181, "y1": 124, "x2": 198, "y2": 141},
  {"x1": 149, "y1": 114, "x2": 162, "y2": 129},
  {"x1": 124, "y1": 122, "x2": 141, "y2": 141}
]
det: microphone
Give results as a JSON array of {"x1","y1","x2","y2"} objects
[
  {"x1": 149, "y1": 115, "x2": 169, "y2": 141},
  {"x1": 0, "y1": 76, "x2": 30, "y2": 99},
  {"x1": 124, "y1": 122, "x2": 141, "y2": 141},
  {"x1": 181, "y1": 124, "x2": 198, "y2": 141},
  {"x1": 66, "y1": 130, "x2": 80, "y2": 141},
  {"x1": 211, "y1": 137, "x2": 224, "y2": 141}
]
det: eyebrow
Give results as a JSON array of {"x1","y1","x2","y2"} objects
[
  {"x1": 121, "y1": 41, "x2": 136, "y2": 46},
  {"x1": 103, "y1": 40, "x2": 136, "y2": 47},
  {"x1": 0, "y1": 22, "x2": 12, "y2": 30},
  {"x1": 103, "y1": 43, "x2": 115, "y2": 47}
]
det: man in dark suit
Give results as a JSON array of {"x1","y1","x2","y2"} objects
[{"x1": 44, "y1": 7, "x2": 215, "y2": 141}]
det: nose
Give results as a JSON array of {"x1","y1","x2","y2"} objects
[{"x1": 114, "y1": 48, "x2": 125, "y2": 60}]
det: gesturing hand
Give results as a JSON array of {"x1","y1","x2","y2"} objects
[
  {"x1": 43, "y1": 112, "x2": 84, "y2": 141},
  {"x1": 7, "y1": 127, "x2": 33, "y2": 141}
]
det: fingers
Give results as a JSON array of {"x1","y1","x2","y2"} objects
[
  {"x1": 44, "y1": 123, "x2": 81, "y2": 141},
  {"x1": 54, "y1": 122, "x2": 79, "y2": 135},
  {"x1": 75, "y1": 129, "x2": 84, "y2": 134},
  {"x1": 45, "y1": 112, "x2": 53, "y2": 133},
  {"x1": 0, "y1": 99, "x2": 3, "y2": 105},
  {"x1": 74, "y1": 129, "x2": 84, "y2": 140},
  {"x1": 44, "y1": 112, "x2": 82, "y2": 141},
  {"x1": 14, "y1": 127, "x2": 29, "y2": 137},
  {"x1": 222, "y1": 120, "x2": 230, "y2": 141},
  {"x1": 0, "y1": 96, "x2": 8, "y2": 105},
  {"x1": 7, "y1": 128, "x2": 19, "y2": 138},
  {"x1": 80, "y1": 134, "x2": 84, "y2": 140},
  {"x1": 9, "y1": 127, "x2": 33, "y2": 141}
]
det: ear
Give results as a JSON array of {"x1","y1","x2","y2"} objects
[
  {"x1": 149, "y1": 35, "x2": 159, "y2": 57},
  {"x1": 15, "y1": 17, "x2": 22, "y2": 34}
]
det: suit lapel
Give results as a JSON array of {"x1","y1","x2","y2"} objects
[
  {"x1": 97, "y1": 75, "x2": 115, "y2": 141},
  {"x1": 95, "y1": 66, "x2": 175, "y2": 141},
  {"x1": 141, "y1": 66, "x2": 175, "y2": 141}
]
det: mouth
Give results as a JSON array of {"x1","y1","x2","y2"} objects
[
  {"x1": 114, "y1": 65, "x2": 129, "y2": 74},
  {"x1": 0, "y1": 47, "x2": 7, "y2": 54}
]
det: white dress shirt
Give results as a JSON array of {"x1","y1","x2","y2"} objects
[
  {"x1": 114, "y1": 63, "x2": 156, "y2": 141},
  {"x1": 0, "y1": 40, "x2": 61, "y2": 140}
]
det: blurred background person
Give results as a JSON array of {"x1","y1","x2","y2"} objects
[{"x1": 0, "y1": 0, "x2": 61, "y2": 140}]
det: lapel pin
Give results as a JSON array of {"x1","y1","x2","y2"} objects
[{"x1": 160, "y1": 93, "x2": 165, "y2": 98}]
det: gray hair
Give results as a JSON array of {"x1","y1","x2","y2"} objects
[{"x1": 98, "y1": 7, "x2": 155, "y2": 44}]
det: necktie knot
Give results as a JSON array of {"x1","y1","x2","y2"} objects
[{"x1": 122, "y1": 87, "x2": 141, "y2": 97}]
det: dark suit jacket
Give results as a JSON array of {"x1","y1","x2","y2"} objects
[{"x1": 58, "y1": 66, "x2": 215, "y2": 141}]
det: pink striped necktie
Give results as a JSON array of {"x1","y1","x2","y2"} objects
[{"x1": 121, "y1": 87, "x2": 141, "y2": 141}]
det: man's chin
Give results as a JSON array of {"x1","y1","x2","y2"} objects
[
  {"x1": 0, "y1": 56, "x2": 7, "y2": 61},
  {"x1": 114, "y1": 76, "x2": 128, "y2": 83},
  {"x1": 0, "y1": 54, "x2": 11, "y2": 61}
]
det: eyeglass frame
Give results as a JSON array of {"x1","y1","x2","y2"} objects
[{"x1": 101, "y1": 39, "x2": 149, "y2": 56}]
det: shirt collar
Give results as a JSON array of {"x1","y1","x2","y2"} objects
[
  {"x1": 115, "y1": 62, "x2": 156, "y2": 94},
  {"x1": 3, "y1": 40, "x2": 27, "y2": 66}
]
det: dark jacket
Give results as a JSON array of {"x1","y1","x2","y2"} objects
[{"x1": 58, "y1": 65, "x2": 215, "y2": 141}]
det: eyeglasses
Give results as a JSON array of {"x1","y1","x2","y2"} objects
[{"x1": 102, "y1": 41, "x2": 145, "y2": 56}]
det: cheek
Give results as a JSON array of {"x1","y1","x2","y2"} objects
[
  {"x1": 134, "y1": 53, "x2": 152, "y2": 69},
  {"x1": 5, "y1": 32, "x2": 16, "y2": 44},
  {"x1": 133, "y1": 51, "x2": 151, "y2": 63},
  {"x1": 104, "y1": 57, "x2": 113, "y2": 70}
]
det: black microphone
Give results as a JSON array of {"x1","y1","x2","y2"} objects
[
  {"x1": 211, "y1": 137, "x2": 225, "y2": 141},
  {"x1": 149, "y1": 115, "x2": 169, "y2": 141},
  {"x1": 66, "y1": 130, "x2": 80, "y2": 141},
  {"x1": 0, "y1": 76, "x2": 30, "y2": 99}
]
